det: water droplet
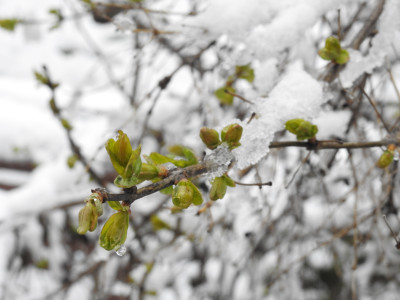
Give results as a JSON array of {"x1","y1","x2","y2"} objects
[{"x1": 115, "y1": 244, "x2": 126, "y2": 256}]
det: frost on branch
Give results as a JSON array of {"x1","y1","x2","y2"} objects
[{"x1": 233, "y1": 64, "x2": 324, "y2": 169}]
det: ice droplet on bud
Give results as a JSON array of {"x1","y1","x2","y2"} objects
[{"x1": 115, "y1": 244, "x2": 126, "y2": 256}]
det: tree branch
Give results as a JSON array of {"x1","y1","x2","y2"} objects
[
  {"x1": 92, "y1": 138, "x2": 398, "y2": 205},
  {"x1": 95, "y1": 162, "x2": 212, "y2": 204}
]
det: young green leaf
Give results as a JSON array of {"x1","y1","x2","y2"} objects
[
  {"x1": 0, "y1": 19, "x2": 21, "y2": 31},
  {"x1": 215, "y1": 86, "x2": 235, "y2": 105},
  {"x1": 235, "y1": 65, "x2": 255, "y2": 83},
  {"x1": 199, "y1": 127, "x2": 221, "y2": 150},
  {"x1": 285, "y1": 119, "x2": 318, "y2": 140},
  {"x1": 99, "y1": 211, "x2": 129, "y2": 251},
  {"x1": 209, "y1": 177, "x2": 227, "y2": 201},
  {"x1": 376, "y1": 150, "x2": 394, "y2": 168}
]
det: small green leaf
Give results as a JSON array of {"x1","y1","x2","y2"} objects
[
  {"x1": 200, "y1": 127, "x2": 221, "y2": 150},
  {"x1": 67, "y1": 154, "x2": 78, "y2": 168},
  {"x1": 114, "y1": 175, "x2": 139, "y2": 188},
  {"x1": 209, "y1": 177, "x2": 227, "y2": 201},
  {"x1": 160, "y1": 186, "x2": 174, "y2": 195},
  {"x1": 318, "y1": 36, "x2": 350, "y2": 65},
  {"x1": 124, "y1": 144, "x2": 142, "y2": 179},
  {"x1": 61, "y1": 118, "x2": 72, "y2": 131},
  {"x1": 235, "y1": 65, "x2": 255, "y2": 83},
  {"x1": 221, "y1": 123, "x2": 243, "y2": 149},
  {"x1": 376, "y1": 150, "x2": 394, "y2": 168},
  {"x1": 0, "y1": 18, "x2": 21, "y2": 31},
  {"x1": 77, "y1": 202, "x2": 98, "y2": 234},
  {"x1": 215, "y1": 86, "x2": 235, "y2": 105},
  {"x1": 222, "y1": 174, "x2": 236, "y2": 187},
  {"x1": 167, "y1": 145, "x2": 198, "y2": 166},
  {"x1": 34, "y1": 71, "x2": 49, "y2": 85},
  {"x1": 172, "y1": 180, "x2": 194, "y2": 209},
  {"x1": 99, "y1": 211, "x2": 129, "y2": 251},
  {"x1": 108, "y1": 201, "x2": 124, "y2": 211},
  {"x1": 150, "y1": 215, "x2": 171, "y2": 231},
  {"x1": 138, "y1": 163, "x2": 159, "y2": 180},
  {"x1": 285, "y1": 119, "x2": 318, "y2": 140},
  {"x1": 35, "y1": 259, "x2": 49, "y2": 270},
  {"x1": 324, "y1": 36, "x2": 341, "y2": 53},
  {"x1": 105, "y1": 131, "x2": 133, "y2": 176},
  {"x1": 336, "y1": 49, "x2": 350, "y2": 65}
]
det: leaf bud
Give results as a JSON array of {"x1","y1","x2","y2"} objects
[
  {"x1": 138, "y1": 163, "x2": 159, "y2": 180},
  {"x1": 285, "y1": 119, "x2": 318, "y2": 140},
  {"x1": 99, "y1": 211, "x2": 129, "y2": 251},
  {"x1": 200, "y1": 127, "x2": 221, "y2": 150},
  {"x1": 377, "y1": 150, "x2": 394, "y2": 168},
  {"x1": 209, "y1": 176, "x2": 227, "y2": 201},
  {"x1": 77, "y1": 202, "x2": 98, "y2": 234},
  {"x1": 172, "y1": 179, "x2": 194, "y2": 209},
  {"x1": 221, "y1": 123, "x2": 243, "y2": 149}
]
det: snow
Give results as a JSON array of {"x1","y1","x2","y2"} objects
[
  {"x1": 233, "y1": 63, "x2": 324, "y2": 169},
  {"x1": 1, "y1": 0, "x2": 399, "y2": 299},
  {"x1": 340, "y1": 0, "x2": 400, "y2": 88}
]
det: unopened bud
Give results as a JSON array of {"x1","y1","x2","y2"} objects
[
  {"x1": 77, "y1": 202, "x2": 98, "y2": 234},
  {"x1": 172, "y1": 179, "x2": 194, "y2": 209},
  {"x1": 138, "y1": 163, "x2": 159, "y2": 180},
  {"x1": 200, "y1": 127, "x2": 220, "y2": 150},
  {"x1": 377, "y1": 150, "x2": 394, "y2": 168},
  {"x1": 221, "y1": 124, "x2": 243, "y2": 149},
  {"x1": 99, "y1": 211, "x2": 129, "y2": 251},
  {"x1": 209, "y1": 176, "x2": 227, "y2": 201}
]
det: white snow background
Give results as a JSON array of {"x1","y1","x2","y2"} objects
[{"x1": 1, "y1": 0, "x2": 400, "y2": 299}]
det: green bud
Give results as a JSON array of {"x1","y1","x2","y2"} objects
[
  {"x1": 88, "y1": 193, "x2": 103, "y2": 217},
  {"x1": 318, "y1": 36, "x2": 350, "y2": 65},
  {"x1": 0, "y1": 18, "x2": 21, "y2": 31},
  {"x1": 200, "y1": 127, "x2": 221, "y2": 150},
  {"x1": 99, "y1": 211, "x2": 129, "y2": 251},
  {"x1": 235, "y1": 64, "x2": 255, "y2": 83},
  {"x1": 77, "y1": 202, "x2": 98, "y2": 234},
  {"x1": 138, "y1": 163, "x2": 159, "y2": 180},
  {"x1": 67, "y1": 154, "x2": 78, "y2": 168},
  {"x1": 221, "y1": 123, "x2": 243, "y2": 149},
  {"x1": 209, "y1": 177, "x2": 227, "y2": 201},
  {"x1": 61, "y1": 118, "x2": 72, "y2": 131},
  {"x1": 285, "y1": 119, "x2": 318, "y2": 140},
  {"x1": 105, "y1": 130, "x2": 134, "y2": 176},
  {"x1": 324, "y1": 36, "x2": 341, "y2": 53},
  {"x1": 222, "y1": 174, "x2": 236, "y2": 187},
  {"x1": 150, "y1": 215, "x2": 171, "y2": 231},
  {"x1": 215, "y1": 86, "x2": 235, "y2": 105},
  {"x1": 377, "y1": 150, "x2": 394, "y2": 168},
  {"x1": 336, "y1": 49, "x2": 350, "y2": 65},
  {"x1": 172, "y1": 179, "x2": 195, "y2": 209}
]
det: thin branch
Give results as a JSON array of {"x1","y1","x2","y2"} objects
[
  {"x1": 233, "y1": 180, "x2": 272, "y2": 188},
  {"x1": 42, "y1": 66, "x2": 106, "y2": 187},
  {"x1": 269, "y1": 139, "x2": 399, "y2": 150},
  {"x1": 361, "y1": 87, "x2": 391, "y2": 133},
  {"x1": 351, "y1": 0, "x2": 386, "y2": 50},
  {"x1": 223, "y1": 89, "x2": 254, "y2": 104},
  {"x1": 96, "y1": 162, "x2": 213, "y2": 204}
]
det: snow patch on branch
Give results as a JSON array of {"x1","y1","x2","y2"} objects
[{"x1": 233, "y1": 64, "x2": 324, "y2": 169}]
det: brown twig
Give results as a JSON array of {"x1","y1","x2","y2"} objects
[
  {"x1": 96, "y1": 162, "x2": 212, "y2": 204},
  {"x1": 41, "y1": 66, "x2": 106, "y2": 187},
  {"x1": 223, "y1": 89, "x2": 254, "y2": 104},
  {"x1": 361, "y1": 87, "x2": 391, "y2": 133},
  {"x1": 269, "y1": 139, "x2": 398, "y2": 150}
]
